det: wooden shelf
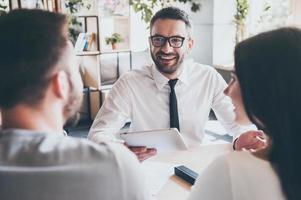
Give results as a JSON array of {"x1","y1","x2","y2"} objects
[
  {"x1": 74, "y1": 5, "x2": 131, "y2": 120},
  {"x1": 100, "y1": 15, "x2": 129, "y2": 20},
  {"x1": 101, "y1": 84, "x2": 113, "y2": 90},
  {"x1": 76, "y1": 51, "x2": 100, "y2": 56},
  {"x1": 82, "y1": 84, "x2": 114, "y2": 92},
  {"x1": 75, "y1": 14, "x2": 98, "y2": 18},
  {"x1": 100, "y1": 49, "x2": 131, "y2": 54},
  {"x1": 76, "y1": 49, "x2": 131, "y2": 56}
]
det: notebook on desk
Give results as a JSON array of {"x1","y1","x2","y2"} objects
[{"x1": 120, "y1": 128, "x2": 188, "y2": 152}]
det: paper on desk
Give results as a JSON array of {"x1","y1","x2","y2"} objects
[
  {"x1": 142, "y1": 161, "x2": 178, "y2": 196},
  {"x1": 204, "y1": 120, "x2": 228, "y2": 135},
  {"x1": 203, "y1": 120, "x2": 232, "y2": 144}
]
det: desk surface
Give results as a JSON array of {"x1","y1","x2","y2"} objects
[{"x1": 149, "y1": 143, "x2": 232, "y2": 200}]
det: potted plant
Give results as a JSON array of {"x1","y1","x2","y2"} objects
[
  {"x1": 234, "y1": 0, "x2": 249, "y2": 43},
  {"x1": 65, "y1": 0, "x2": 91, "y2": 44},
  {"x1": 105, "y1": 33, "x2": 124, "y2": 50}
]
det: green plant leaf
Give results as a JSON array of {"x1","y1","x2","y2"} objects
[{"x1": 130, "y1": 0, "x2": 202, "y2": 24}]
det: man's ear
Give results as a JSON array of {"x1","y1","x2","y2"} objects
[
  {"x1": 188, "y1": 37, "x2": 194, "y2": 51},
  {"x1": 185, "y1": 38, "x2": 194, "y2": 57},
  {"x1": 51, "y1": 71, "x2": 69, "y2": 100},
  {"x1": 148, "y1": 37, "x2": 152, "y2": 48}
]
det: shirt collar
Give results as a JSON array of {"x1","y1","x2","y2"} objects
[{"x1": 151, "y1": 59, "x2": 191, "y2": 90}]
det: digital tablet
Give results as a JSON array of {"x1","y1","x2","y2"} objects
[{"x1": 120, "y1": 128, "x2": 188, "y2": 152}]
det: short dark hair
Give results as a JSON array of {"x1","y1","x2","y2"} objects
[
  {"x1": 234, "y1": 27, "x2": 301, "y2": 200},
  {"x1": 150, "y1": 6, "x2": 192, "y2": 31},
  {"x1": 0, "y1": 9, "x2": 68, "y2": 109}
]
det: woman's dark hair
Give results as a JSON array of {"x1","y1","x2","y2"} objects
[
  {"x1": 0, "y1": 9, "x2": 68, "y2": 109},
  {"x1": 235, "y1": 27, "x2": 301, "y2": 199}
]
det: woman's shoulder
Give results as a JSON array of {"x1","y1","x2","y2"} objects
[
  {"x1": 225, "y1": 151, "x2": 271, "y2": 169},
  {"x1": 205, "y1": 151, "x2": 275, "y2": 187},
  {"x1": 189, "y1": 151, "x2": 285, "y2": 200}
]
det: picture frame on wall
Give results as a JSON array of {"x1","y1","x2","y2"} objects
[
  {"x1": 8, "y1": 0, "x2": 42, "y2": 9},
  {"x1": 43, "y1": 0, "x2": 61, "y2": 12},
  {"x1": 7, "y1": 0, "x2": 60, "y2": 11},
  {"x1": 0, "y1": 0, "x2": 10, "y2": 11}
]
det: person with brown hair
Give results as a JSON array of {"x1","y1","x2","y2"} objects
[{"x1": 0, "y1": 9, "x2": 148, "y2": 200}]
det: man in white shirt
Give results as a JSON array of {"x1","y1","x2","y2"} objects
[
  {"x1": 89, "y1": 7, "x2": 265, "y2": 161},
  {"x1": 0, "y1": 9, "x2": 148, "y2": 200}
]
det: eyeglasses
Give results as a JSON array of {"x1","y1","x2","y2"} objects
[{"x1": 150, "y1": 35, "x2": 186, "y2": 48}]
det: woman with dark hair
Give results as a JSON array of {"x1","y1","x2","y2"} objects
[{"x1": 188, "y1": 27, "x2": 301, "y2": 200}]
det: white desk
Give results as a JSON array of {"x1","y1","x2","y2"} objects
[{"x1": 148, "y1": 143, "x2": 232, "y2": 200}]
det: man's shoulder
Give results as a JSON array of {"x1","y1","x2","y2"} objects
[
  {"x1": 51, "y1": 136, "x2": 138, "y2": 165},
  {"x1": 188, "y1": 60, "x2": 218, "y2": 74},
  {"x1": 185, "y1": 60, "x2": 221, "y2": 83},
  {"x1": 0, "y1": 131, "x2": 147, "y2": 200},
  {"x1": 113, "y1": 65, "x2": 153, "y2": 89},
  {"x1": 63, "y1": 138, "x2": 148, "y2": 199},
  {"x1": 119, "y1": 65, "x2": 152, "y2": 81},
  {"x1": 0, "y1": 131, "x2": 137, "y2": 167}
]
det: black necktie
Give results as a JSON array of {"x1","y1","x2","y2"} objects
[{"x1": 168, "y1": 79, "x2": 180, "y2": 131}]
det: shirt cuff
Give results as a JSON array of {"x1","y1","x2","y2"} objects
[{"x1": 232, "y1": 138, "x2": 238, "y2": 150}]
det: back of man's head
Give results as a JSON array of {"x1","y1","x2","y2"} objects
[{"x1": 0, "y1": 9, "x2": 68, "y2": 109}]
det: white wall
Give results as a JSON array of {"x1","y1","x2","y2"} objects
[
  {"x1": 175, "y1": 0, "x2": 214, "y2": 65},
  {"x1": 212, "y1": 0, "x2": 236, "y2": 66}
]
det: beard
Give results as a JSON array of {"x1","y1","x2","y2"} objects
[
  {"x1": 63, "y1": 76, "x2": 83, "y2": 127},
  {"x1": 151, "y1": 50, "x2": 185, "y2": 75}
]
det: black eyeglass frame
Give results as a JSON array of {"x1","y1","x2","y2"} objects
[{"x1": 149, "y1": 35, "x2": 186, "y2": 48}]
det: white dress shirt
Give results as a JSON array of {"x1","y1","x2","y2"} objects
[
  {"x1": 0, "y1": 129, "x2": 149, "y2": 200},
  {"x1": 188, "y1": 151, "x2": 285, "y2": 200},
  {"x1": 89, "y1": 59, "x2": 253, "y2": 146}
]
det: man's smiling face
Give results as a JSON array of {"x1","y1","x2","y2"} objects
[{"x1": 149, "y1": 19, "x2": 193, "y2": 76}]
